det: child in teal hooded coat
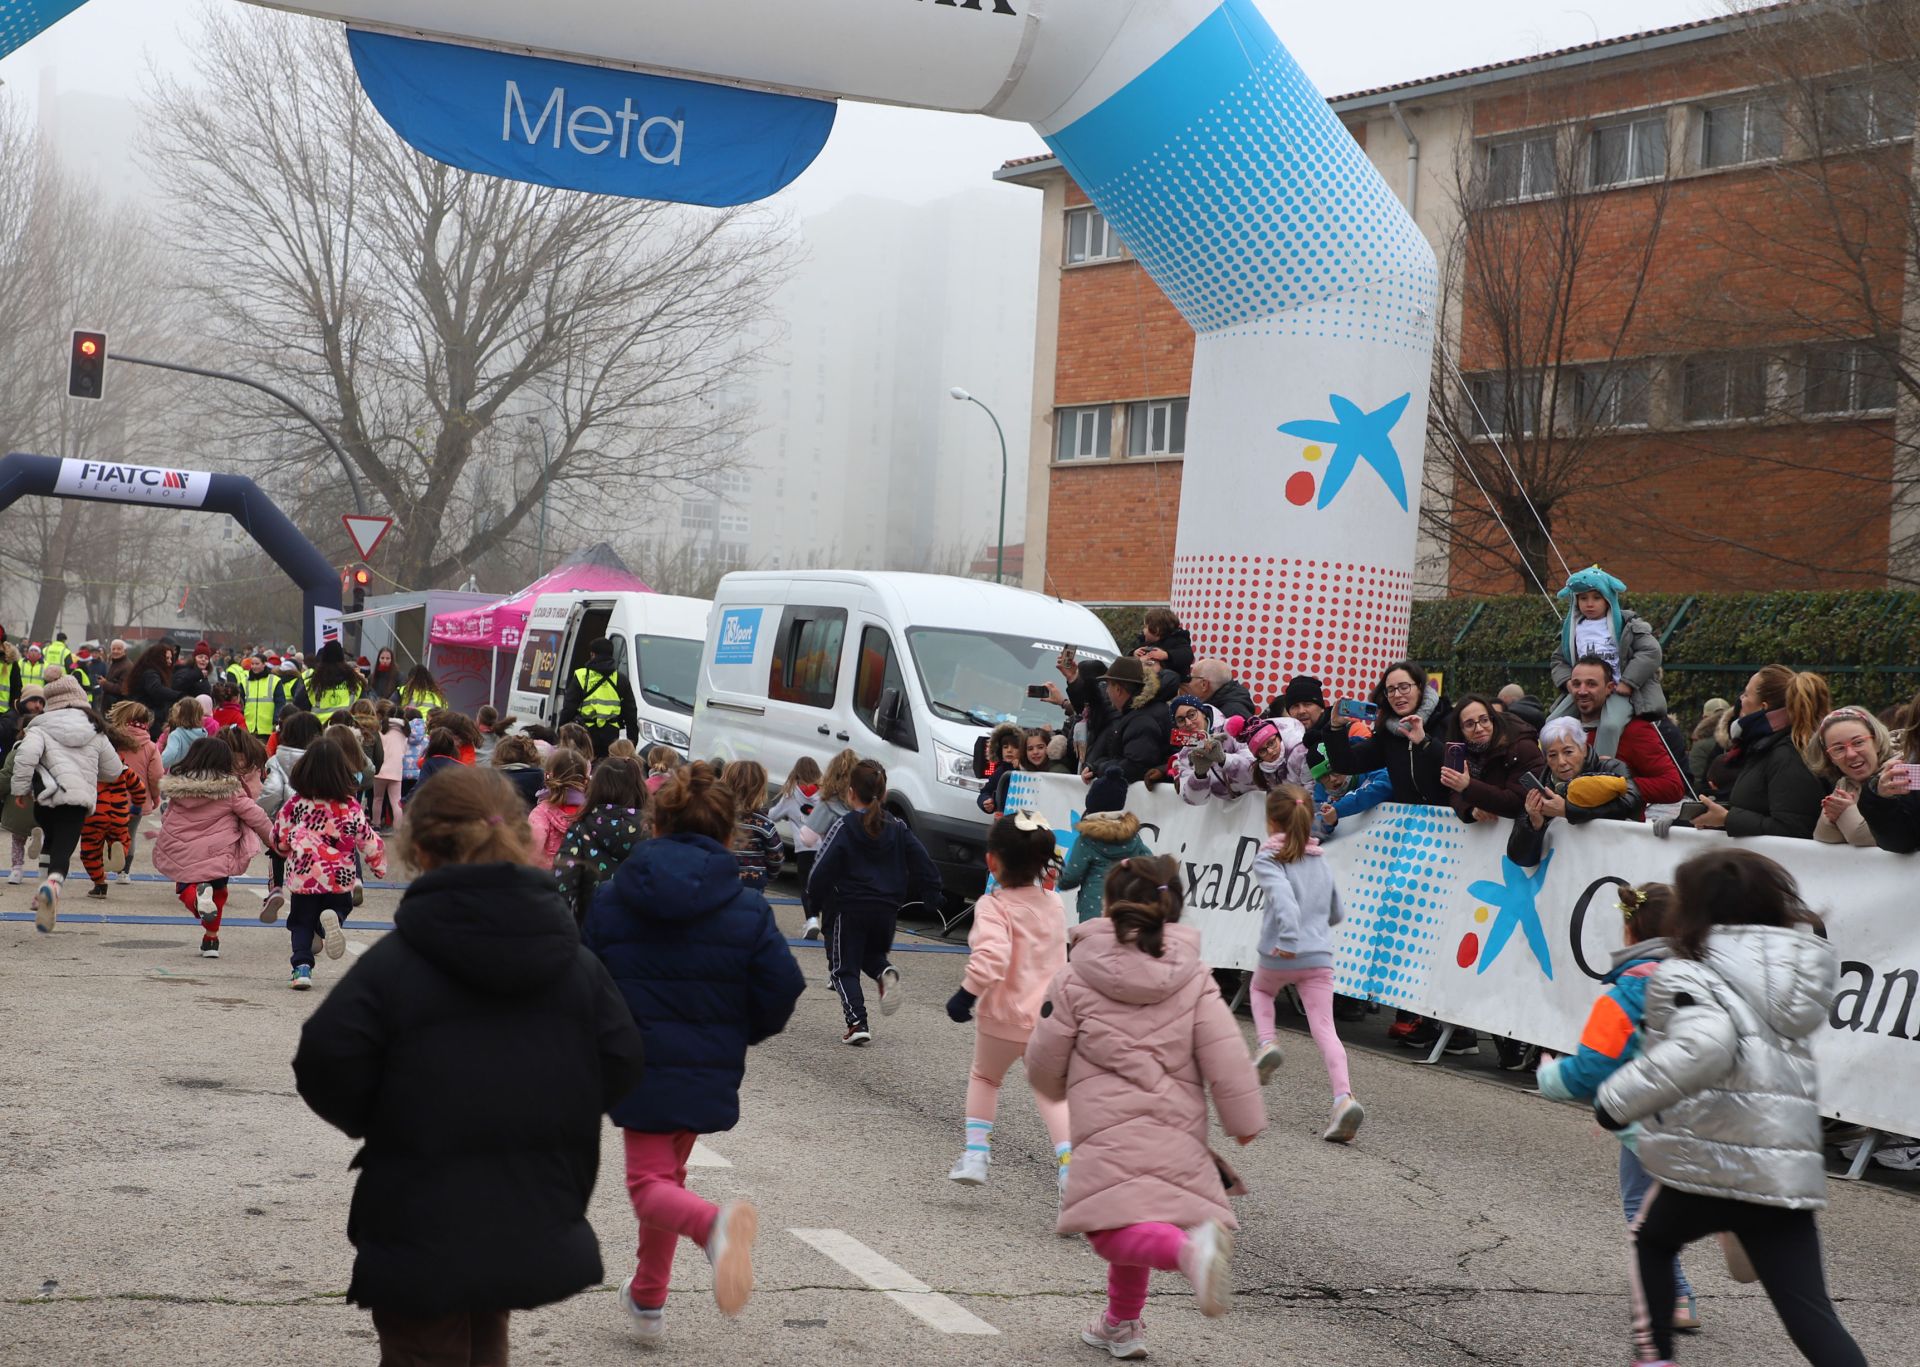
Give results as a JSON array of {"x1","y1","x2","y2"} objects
[{"x1": 1547, "y1": 565, "x2": 1666, "y2": 759}]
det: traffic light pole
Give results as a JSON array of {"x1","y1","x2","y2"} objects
[{"x1": 108, "y1": 352, "x2": 367, "y2": 516}]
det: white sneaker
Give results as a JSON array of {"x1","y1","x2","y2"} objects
[
  {"x1": 33, "y1": 880, "x2": 58, "y2": 933},
  {"x1": 7, "y1": 869, "x2": 19, "y2": 885},
  {"x1": 319, "y1": 908, "x2": 347, "y2": 960},
  {"x1": 948, "y1": 1149, "x2": 990, "y2": 1185},
  {"x1": 705, "y1": 1199, "x2": 758, "y2": 1317},
  {"x1": 259, "y1": 887, "x2": 285, "y2": 924},
  {"x1": 801, "y1": 915, "x2": 822, "y2": 941},
  {"x1": 25, "y1": 830, "x2": 41, "y2": 861},
  {"x1": 197, "y1": 887, "x2": 216, "y2": 918},
  {"x1": 1081, "y1": 1312, "x2": 1148, "y2": 1359},
  {"x1": 1323, "y1": 1095, "x2": 1365, "y2": 1145},
  {"x1": 1178, "y1": 1220, "x2": 1234, "y2": 1318},
  {"x1": 115, "y1": 869, "x2": 131, "y2": 886},
  {"x1": 877, "y1": 965, "x2": 902, "y2": 1016},
  {"x1": 621, "y1": 1276, "x2": 665, "y2": 1341},
  {"x1": 1253, "y1": 1040, "x2": 1284, "y2": 1085}
]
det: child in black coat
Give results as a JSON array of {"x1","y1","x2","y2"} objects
[{"x1": 293, "y1": 765, "x2": 645, "y2": 1362}]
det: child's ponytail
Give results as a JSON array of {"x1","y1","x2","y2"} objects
[
  {"x1": 1102, "y1": 853, "x2": 1183, "y2": 958},
  {"x1": 850, "y1": 758, "x2": 888, "y2": 838},
  {"x1": 1263, "y1": 784, "x2": 1314, "y2": 862}
]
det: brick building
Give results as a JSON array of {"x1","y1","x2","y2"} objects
[{"x1": 1000, "y1": 4, "x2": 1917, "y2": 607}]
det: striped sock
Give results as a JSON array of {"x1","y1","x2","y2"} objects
[{"x1": 965, "y1": 1118, "x2": 993, "y2": 1153}]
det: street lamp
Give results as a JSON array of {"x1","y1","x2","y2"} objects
[
  {"x1": 949, "y1": 386, "x2": 1008, "y2": 585},
  {"x1": 523, "y1": 416, "x2": 552, "y2": 577}
]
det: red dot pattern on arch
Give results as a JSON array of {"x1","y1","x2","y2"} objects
[{"x1": 1169, "y1": 554, "x2": 1415, "y2": 706}]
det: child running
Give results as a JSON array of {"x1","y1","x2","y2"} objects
[
  {"x1": 768, "y1": 756, "x2": 823, "y2": 893},
  {"x1": 159, "y1": 697, "x2": 208, "y2": 770},
  {"x1": 553, "y1": 756, "x2": 649, "y2": 926},
  {"x1": 260, "y1": 710, "x2": 323, "y2": 921},
  {"x1": 106, "y1": 701, "x2": 163, "y2": 884},
  {"x1": 584, "y1": 761, "x2": 806, "y2": 1337},
  {"x1": 1595, "y1": 849, "x2": 1864, "y2": 1367},
  {"x1": 153, "y1": 738, "x2": 277, "y2": 959},
  {"x1": 944, "y1": 811, "x2": 1074, "y2": 1195},
  {"x1": 1535, "y1": 883, "x2": 1701, "y2": 1339},
  {"x1": 271, "y1": 737, "x2": 388, "y2": 990},
  {"x1": 78, "y1": 723, "x2": 149, "y2": 901},
  {"x1": 1248, "y1": 784, "x2": 1364, "y2": 1143},
  {"x1": 805, "y1": 759, "x2": 941, "y2": 1046},
  {"x1": 723, "y1": 760, "x2": 784, "y2": 892},
  {"x1": 529, "y1": 745, "x2": 590, "y2": 861},
  {"x1": 293, "y1": 764, "x2": 647, "y2": 1365},
  {"x1": 1026, "y1": 854, "x2": 1265, "y2": 1358}
]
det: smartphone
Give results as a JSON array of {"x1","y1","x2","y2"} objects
[
  {"x1": 1517, "y1": 772, "x2": 1551, "y2": 795},
  {"x1": 1335, "y1": 698, "x2": 1377, "y2": 723},
  {"x1": 1026, "y1": 683, "x2": 1052, "y2": 699},
  {"x1": 1445, "y1": 742, "x2": 1468, "y2": 771},
  {"x1": 1677, "y1": 800, "x2": 1709, "y2": 825},
  {"x1": 1905, "y1": 764, "x2": 1920, "y2": 786}
]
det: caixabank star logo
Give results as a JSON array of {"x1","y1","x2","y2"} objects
[{"x1": 1277, "y1": 392, "x2": 1412, "y2": 512}]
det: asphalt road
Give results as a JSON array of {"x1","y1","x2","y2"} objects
[{"x1": 2, "y1": 866, "x2": 1915, "y2": 1366}]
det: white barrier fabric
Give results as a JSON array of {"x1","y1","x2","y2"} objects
[{"x1": 1009, "y1": 773, "x2": 1920, "y2": 1136}]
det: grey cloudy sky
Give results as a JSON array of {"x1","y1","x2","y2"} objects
[{"x1": 2, "y1": 0, "x2": 1722, "y2": 215}]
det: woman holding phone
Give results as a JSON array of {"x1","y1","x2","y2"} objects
[
  {"x1": 1856, "y1": 689, "x2": 1920, "y2": 852},
  {"x1": 1322, "y1": 661, "x2": 1454, "y2": 808},
  {"x1": 1436, "y1": 694, "x2": 1547, "y2": 825}
]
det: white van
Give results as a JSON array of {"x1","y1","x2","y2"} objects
[
  {"x1": 691, "y1": 571, "x2": 1117, "y2": 903},
  {"x1": 507, "y1": 591, "x2": 711, "y2": 753}
]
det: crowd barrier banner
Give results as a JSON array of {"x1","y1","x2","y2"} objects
[{"x1": 1007, "y1": 772, "x2": 1920, "y2": 1137}]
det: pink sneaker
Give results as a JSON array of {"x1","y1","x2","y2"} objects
[{"x1": 1080, "y1": 1311, "x2": 1147, "y2": 1359}]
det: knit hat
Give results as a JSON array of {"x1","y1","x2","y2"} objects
[
  {"x1": 18, "y1": 684, "x2": 45, "y2": 706},
  {"x1": 264, "y1": 653, "x2": 282, "y2": 666},
  {"x1": 1702, "y1": 697, "x2": 1731, "y2": 716},
  {"x1": 42, "y1": 674, "x2": 89, "y2": 711},
  {"x1": 1281, "y1": 675, "x2": 1328, "y2": 711},
  {"x1": 1085, "y1": 763, "x2": 1128, "y2": 816},
  {"x1": 1104, "y1": 656, "x2": 1147, "y2": 692},
  {"x1": 1171, "y1": 693, "x2": 1207, "y2": 715},
  {"x1": 25, "y1": 644, "x2": 41, "y2": 658},
  {"x1": 1241, "y1": 717, "x2": 1282, "y2": 755},
  {"x1": 193, "y1": 641, "x2": 213, "y2": 657}
]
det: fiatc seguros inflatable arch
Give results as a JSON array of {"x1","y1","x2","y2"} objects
[{"x1": 4, "y1": 0, "x2": 1436, "y2": 701}]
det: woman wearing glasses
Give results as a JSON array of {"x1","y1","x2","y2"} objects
[{"x1": 1322, "y1": 660, "x2": 1455, "y2": 808}]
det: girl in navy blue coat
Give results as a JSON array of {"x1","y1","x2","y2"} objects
[{"x1": 584, "y1": 761, "x2": 806, "y2": 1339}]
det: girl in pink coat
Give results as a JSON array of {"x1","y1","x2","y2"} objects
[
  {"x1": 107, "y1": 701, "x2": 165, "y2": 886},
  {"x1": 1026, "y1": 854, "x2": 1265, "y2": 1360},
  {"x1": 943, "y1": 812, "x2": 1072, "y2": 1193},
  {"x1": 152, "y1": 738, "x2": 278, "y2": 959}
]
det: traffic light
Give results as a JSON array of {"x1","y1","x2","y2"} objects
[
  {"x1": 349, "y1": 564, "x2": 372, "y2": 613},
  {"x1": 68, "y1": 330, "x2": 107, "y2": 401}
]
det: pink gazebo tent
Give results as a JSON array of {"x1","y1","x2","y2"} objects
[{"x1": 428, "y1": 544, "x2": 651, "y2": 707}]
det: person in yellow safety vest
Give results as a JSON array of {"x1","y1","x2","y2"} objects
[
  {"x1": 19, "y1": 645, "x2": 45, "y2": 691},
  {"x1": 396, "y1": 665, "x2": 447, "y2": 713},
  {"x1": 225, "y1": 658, "x2": 248, "y2": 689},
  {"x1": 559, "y1": 638, "x2": 638, "y2": 759},
  {"x1": 41, "y1": 634, "x2": 72, "y2": 674},
  {"x1": 241, "y1": 659, "x2": 285, "y2": 738},
  {"x1": 292, "y1": 641, "x2": 365, "y2": 716},
  {"x1": 0, "y1": 641, "x2": 19, "y2": 715}
]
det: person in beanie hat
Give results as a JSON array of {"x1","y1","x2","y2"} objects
[
  {"x1": 173, "y1": 642, "x2": 213, "y2": 700},
  {"x1": 20, "y1": 643, "x2": 45, "y2": 692},
  {"x1": 9, "y1": 673, "x2": 123, "y2": 931},
  {"x1": 0, "y1": 683, "x2": 45, "y2": 761},
  {"x1": 1058, "y1": 765, "x2": 1153, "y2": 924},
  {"x1": 1280, "y1": 675, "x2": 1328, "y2": 719}
]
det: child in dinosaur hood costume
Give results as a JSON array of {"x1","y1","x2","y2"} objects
[{"x1": 1547, "y1": 565, "x2": 1667, "y2": 760}]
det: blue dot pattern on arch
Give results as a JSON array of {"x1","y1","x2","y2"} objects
[
  {"x1": 0, "y1": 1, "x2": 89, "y2": 59},
  {"x1": 1045, "y1": 0, "x2": 1437, "y2": 352},
  {"x1": 1331, "y1": 808, "x2": 1458, "y2": 1009}
]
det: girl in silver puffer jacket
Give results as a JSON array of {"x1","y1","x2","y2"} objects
[{"x1": 1595, "y1": 849, "x2": 1864, "y2": 1367}]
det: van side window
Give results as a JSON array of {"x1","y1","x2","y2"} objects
[
  {"x1": 517, "y1": 629, "x2": 564, "y2": 695},
  {"x1": 853, "y1": 627, "x2": 906, "y2": 734},
  {"x1": 768, "y1": 607, "x2": 847, "y2": 709}
]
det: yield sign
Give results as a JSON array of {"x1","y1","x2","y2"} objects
[{"x1": 342, "y1": 514, "x2": 394, "y2": 560}]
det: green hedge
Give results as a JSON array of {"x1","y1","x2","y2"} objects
[{"x1": 1087, "y1": 593, "x2": 1920, "y2": 718}]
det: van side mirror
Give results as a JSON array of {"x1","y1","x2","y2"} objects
[{"x1": 876, "y1": 687, "x2": 903, "y2": 739}]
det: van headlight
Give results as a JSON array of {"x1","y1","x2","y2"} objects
[
  {"x1": 640, "y1": 720, "x2": 691, "y2": 750},
  {"x1": 934, "y1": 740, "x2": 977, "y2": 790}
]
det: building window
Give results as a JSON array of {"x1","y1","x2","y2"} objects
[
  {"x1": 1681, "y1": 352, "x2": 1769, "y2": 423},
  {"x1": 1804, "y1": 342, "x2": 1898, "y2": 416},
  {"x1": 1823, "y1": 80, "x2": 1917, "y2": 149},
  {"x1": 1126, "y1": 398, "x2": 1188, "y2": 457},
  {"x1": 1464, "y1": 371, "x2": 1544, "y2": 438},
  {"x1": 1701, "y1": 96, "x2": 1785, "y2": 169},
  {"x1": 1483, "y1": 133, "x2": 1556, "y2": 204},
  {"x1": 719, "y1": 511, "x2": 750, "y2": 538},
  {"x1": 1054, "y1": 404, "x2": 1113, "y2": 461},
  {"x1": 1589, "y1": 116, "x2": 1668, "y2": 188},
  {"x1": 1574, "y1": 362, "x2": 1653, "y2": 429},
  {"x1": 679, "y1": 501, "x2": 717, "y2": 533},
  {"x1": 1065, "y1": 206, "x2": 1126, "y2": 264},
  {"x1": 768, "y1": 606, "x2": 846, "y2": 709}
]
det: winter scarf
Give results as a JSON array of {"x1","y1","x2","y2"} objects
[
  {"x1": 1725, "y1": 707, "x2": 1789, "y2": 768},
  {"x1": 1382, "y1": 682, "x2": 1442, "y2": 740}
]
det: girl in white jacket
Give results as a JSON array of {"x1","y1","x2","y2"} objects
[
  {"x1": 1248, "y1": 785, "x2": 1362, "y2": 1144},
  {"x1": 9, "y1": 674, "x2": 123, "y2": 931},
  {"x1": 1180, "y1": 715, "x2": 1311, "y2": 806}
]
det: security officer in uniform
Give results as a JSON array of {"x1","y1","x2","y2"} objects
[
  {"x1": 559, "y1": 637, "x2": 638, "y2": 759},
  {"x1": 41, "y1": 632, "x2": 72, "y2": 675}
]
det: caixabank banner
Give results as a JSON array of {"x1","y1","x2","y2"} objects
[{"x1": 1007, "y1": 771, "x2": 1920, "y2": 1138}]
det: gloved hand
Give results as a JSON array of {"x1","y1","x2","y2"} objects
[{"x1": 946, "y1": 987, "x2": 978, "y2": 1023}]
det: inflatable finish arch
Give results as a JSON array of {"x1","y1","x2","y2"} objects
[
  {"x1": 4, "y1": 0, "x2": 1437, "y2": 700},
  {"x1": 0, "y1": 452, "x2": 343, "y2": 654}
]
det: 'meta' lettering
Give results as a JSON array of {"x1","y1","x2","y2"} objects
[{"x1": 504, "y1": 82, "x2": 685, "y2": 165}]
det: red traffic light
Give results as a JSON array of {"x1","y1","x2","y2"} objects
[
  {"x1": 79, "y1": 338, "x2": 98, "y2": 357},
  {"x1": 351, "y1": 567, "x2": 372, "y2": 587},
  {"x1": 68, "y1": 329, "x2": 107, "y2": 401}
]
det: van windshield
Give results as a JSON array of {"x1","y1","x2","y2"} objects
[
  {"x1": 905, "y1": 628, "x2": 1113, "y2": 730},
  {"x1": 634, "y1": 635, "x2": 702, "y2": 715}
]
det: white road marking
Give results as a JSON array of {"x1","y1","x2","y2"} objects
[
  {"x1": 788, "y1": 1228, "x2": 999, "y2": 1336},
  {"x1": 687, "y1": 1140, "x2": 732, "y2": 1168}
]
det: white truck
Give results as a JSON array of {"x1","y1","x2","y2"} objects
[{"x1": 506, "y1": 591, "x2": 710, "y2": 754}]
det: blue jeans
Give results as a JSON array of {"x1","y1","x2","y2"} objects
[{"x1": 1620, "y1": 1146, "x2": 1693, "y2": 1300}]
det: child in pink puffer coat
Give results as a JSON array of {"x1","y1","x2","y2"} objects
[
  {"x1": 942, "y1": 812, "x2": 1072, "y2": 1194},
  {"x1": 152, "y1": 737, "x2": 278, "y2": 959},
  {"x1": 1026, "y1": 854, "x2": 1264, "y2": 1360}
]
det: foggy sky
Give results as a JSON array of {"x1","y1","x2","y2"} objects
[{"x1": 3, "y1": 0, "x2": 1722, "y2": 216}]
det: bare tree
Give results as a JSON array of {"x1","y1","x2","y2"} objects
[
  {"x1": 143, "y1": 8, "x2": 793, "y2": 590},
  {"x1": 1424, "y1": 103, "x2": 1674, "y2": 595}
]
